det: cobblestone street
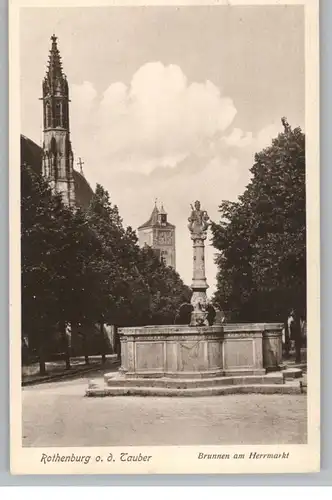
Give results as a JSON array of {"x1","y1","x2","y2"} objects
[{"x1": 22, "y1": 369, "x2": 307, "y2": 447}]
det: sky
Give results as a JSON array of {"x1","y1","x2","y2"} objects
[{"x1": 20, "y1": 5, "x2": 305, "y2": 294}]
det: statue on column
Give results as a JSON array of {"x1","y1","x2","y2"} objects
[
  {"x1": 188, "y1": 201, "x2": 210, "y2": 327},
  {"x1": 188, "y1": 200, "x2": 209, "y2": 240}
]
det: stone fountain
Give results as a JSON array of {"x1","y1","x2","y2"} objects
[{"x1": 86, "y1": 201, "x2": 302, "y2": 397}]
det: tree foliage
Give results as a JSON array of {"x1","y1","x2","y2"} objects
[
  {"x1": 21, "y1": 174, "x2": 190, "y2": 369},
  {"x1": 21, "y1": 165, "x2": 62, "y2": 357},
  {"x1": 211, "y1": 119, "x2": 306, "y2": 322},
  {"x1": 21, "y1": 166, "x2": 104, "y2": 369}
]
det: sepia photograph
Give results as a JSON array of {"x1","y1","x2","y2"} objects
[{"x1": 10, "y1": 0, "x2": 320, "y2": 474}]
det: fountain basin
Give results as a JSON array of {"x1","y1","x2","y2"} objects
[{"x1": 116, "y1": 323, "x2": 283, "y2": 379}]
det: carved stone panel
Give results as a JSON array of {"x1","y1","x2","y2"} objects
[
  {"x1": 207, "y1": 341, "x2": 222, "y2": 370},
  {"x1": 223, "y1": 339, "x2": 254, "y2": 370},
  {"x1": 178, "y1": 341, "x2": 206, "y2": 372},
  {"x1": 135, "y1": 342, "x2": 164, "y2": 372}
]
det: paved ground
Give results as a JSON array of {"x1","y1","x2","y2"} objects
[{"x1": 22, "y1": 365, "x2": 307, "y2": 447}]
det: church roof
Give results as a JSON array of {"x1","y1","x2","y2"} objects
[
  {"x1": 138, "y1": 202, "x2": 175, "y2": 230},
  {"x1": 73, "y1": 170, "x2": 94, "y2": 210},
  {"x1": 138, "y1": 204, "x2": 159, "y2": 229},
  {"x1": 20, "y1": 135, "x2": 94, "y2": 210}
]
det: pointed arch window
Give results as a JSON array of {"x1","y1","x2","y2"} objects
[
  {"x1": 55, "y1": 102, "x2": 61, "y2": 127},
  {"x1": 46, "y1": 102, "x2": 51, "y2": 128}
]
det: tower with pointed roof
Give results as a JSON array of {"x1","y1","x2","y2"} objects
[
  {"x1": 41, "y1": 35, "x2": 75, "y2": 207},
  {"x1": 138, "y1": 202, "x2": 176, "y2": 269}
]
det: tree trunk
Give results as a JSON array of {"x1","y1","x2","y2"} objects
[
  {"x1": 284, "y1": 318, "x2": 290, "y2": 358},
  {"x1": 100, "y1": 321, "x2": 106, "y2": 364},
  {"x1": 115, "y1": 326, "x2": 121, "y2": 360},
  {"x1": 61, "y1": 322, "x2": 71, "y2": 370},
  {"x1": 83, "y1": 330, "x2": 89, "y2": 365},
  {"x1": 39, "y1": 341, "x2": 46, "y2": 376}
]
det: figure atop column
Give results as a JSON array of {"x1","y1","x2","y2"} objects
[
  {"x1": 188, "y1": 201, "x2": 210, "y2": 326},
  {"x1": 188, "y1": 200, "x2": 209, "y2": 240}
]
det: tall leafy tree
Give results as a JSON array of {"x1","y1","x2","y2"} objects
[
  {"x1": 21, "y1": 165, "x2": 67, "y2": 373},
  {"x1": 86, "y1": 184, "x2": 151, "y2": 327},
  {"x1": 51, "y1": 205, "x2": 105, "y2": 367},
  {"x1": 211, "y1": 118, "x2": 306, "y2": 322},
  {"x1": 21, "y1": 166, "x2": 103, "y2": 372}
]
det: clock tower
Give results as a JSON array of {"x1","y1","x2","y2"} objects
[{"x1": 138, "y1": 202, "x2": 176, "y2": 269}]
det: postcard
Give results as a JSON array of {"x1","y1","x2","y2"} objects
[{"x1": 10, "y1": 0, "x2": 320, "y2": 474}]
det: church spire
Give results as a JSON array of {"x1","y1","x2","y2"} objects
[
  {"x1": 48, "y1": 35, "x2": 63, "y2": 78},
  {"x1": 43, "y1": 34, "x2": 68, "y2": 99}
]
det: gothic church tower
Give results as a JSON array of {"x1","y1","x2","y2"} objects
[{"x1": 42, "y1": 35, "x2": 75, "y2": 207}]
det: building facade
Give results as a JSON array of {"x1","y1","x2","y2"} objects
[
  {"x1": 41, "y1": 35, "x2": 76, "y2": 207},
  {"x1": 138, "y1": 203, "x2": 176, "y2": 269}
]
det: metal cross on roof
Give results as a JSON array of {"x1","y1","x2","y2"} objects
[{"x1": 77, "y1": 157, "x2": 84, "y2": 175}]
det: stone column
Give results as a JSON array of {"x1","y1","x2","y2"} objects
[{"x1": 188, "y1": 201, "x2": 209, "y2": 326}]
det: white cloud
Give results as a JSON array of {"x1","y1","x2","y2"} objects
[
  {"x1": 71, "y1": 81, "x2": 97, "y2": 113},
  {"x1": 71, "y1": 62, "x2": 237, "y2": 174},
  {"x1": 222, "y1": 128, "x2": 253, "y2": 148},
  {"x1": 220, "y1": 122, "x2": 283, "y2": 151}
]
